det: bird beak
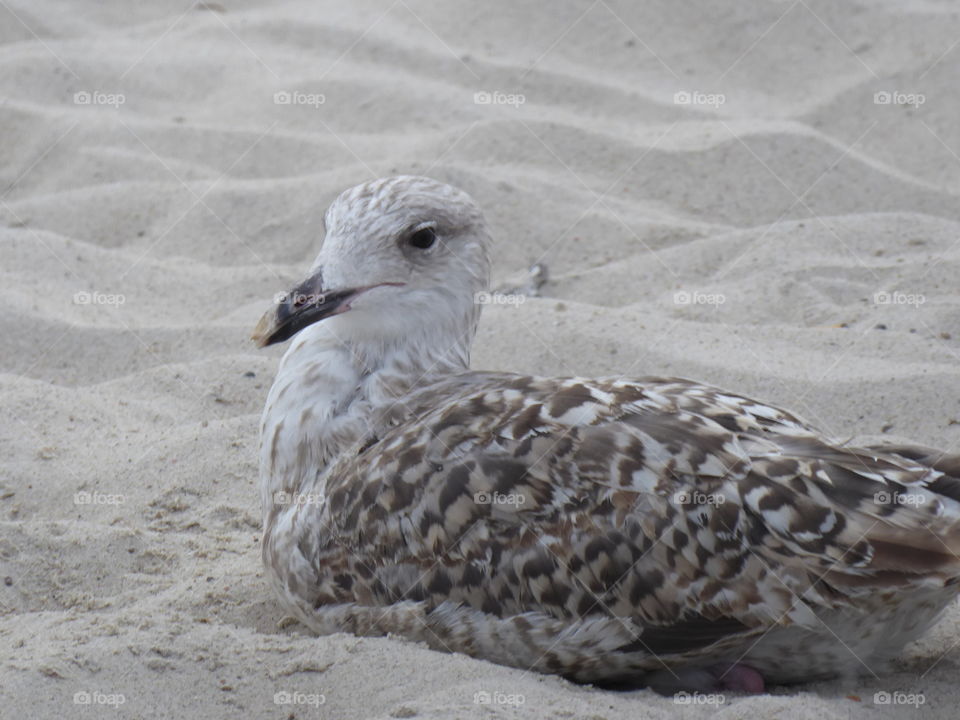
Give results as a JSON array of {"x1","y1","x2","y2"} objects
[{"x1": 252, "y1": 272, "x2": 403, "y2": 347}]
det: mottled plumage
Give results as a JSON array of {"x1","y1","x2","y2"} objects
[{"x1": 254, "y1": 176, "x2": 960, "y2": 693}]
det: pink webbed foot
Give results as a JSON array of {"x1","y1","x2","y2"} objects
[
  {"x1": 713, "y1": 662, "x2": 765, "y2": 694},
  {"x1": 644, "y1": 662, "x2": 766, "y2": 696}
]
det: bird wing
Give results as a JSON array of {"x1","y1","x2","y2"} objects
[{"x1": 303, "y1": 373, "x2": 960, "y2": 656}]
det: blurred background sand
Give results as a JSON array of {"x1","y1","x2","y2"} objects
[{"x1": 2, "y1": 1, "x2": 960, "y2": 717}]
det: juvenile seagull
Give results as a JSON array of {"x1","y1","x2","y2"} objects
[{"x1": 253, "y1": 176, "x2": 960, "y2": 694}]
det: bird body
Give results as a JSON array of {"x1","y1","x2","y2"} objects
[{"x1": 255, "y1": 176, "x2": 960, "y2": 693}]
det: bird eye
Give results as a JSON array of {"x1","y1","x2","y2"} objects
[{"x1": 408, "y1": 225, "x2": 437, "y2": 250}]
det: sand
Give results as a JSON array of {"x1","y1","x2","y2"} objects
[{"x1": 3, "y1": 0, "x2": 960, "y2": 718}]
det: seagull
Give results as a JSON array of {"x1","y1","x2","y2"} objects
[{"x1": 253, "y1": 175, "x2": 960, "y2": 694}]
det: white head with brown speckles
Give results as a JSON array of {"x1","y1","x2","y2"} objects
[{"x1": 253, "y1": 175, "x2": 492, "y2": 370}]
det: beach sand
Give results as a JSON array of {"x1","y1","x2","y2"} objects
[{"x1": 3, "y1": 1, "x2": 960, "y2": 717}]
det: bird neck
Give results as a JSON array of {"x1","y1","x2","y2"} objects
[{"x1": 258, "y1": 318, "x2": 474, "y2": 522}]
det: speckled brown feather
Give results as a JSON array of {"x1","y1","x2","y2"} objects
[{"x1": 265, "y1": 373, "x2": 960, "y2": 686}]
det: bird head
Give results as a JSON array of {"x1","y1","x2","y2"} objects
[{"x1": 253, "y1": 176, "x2": 492, "y2": 361}]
